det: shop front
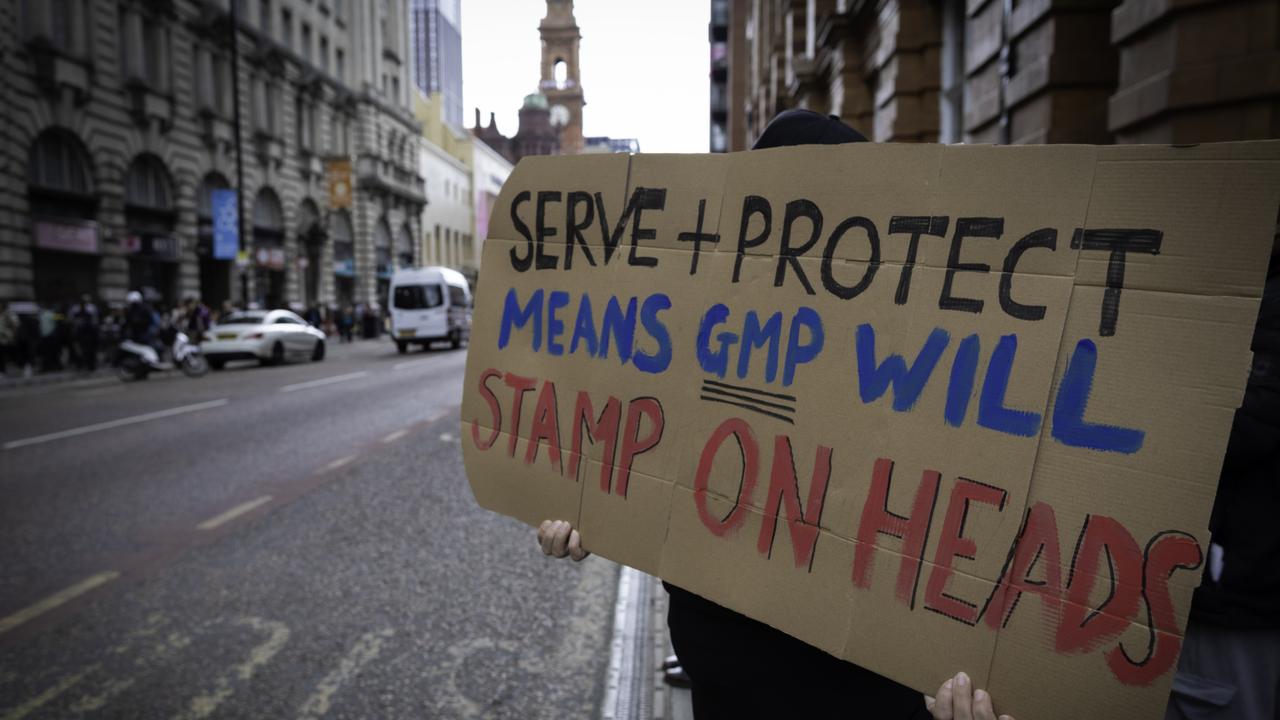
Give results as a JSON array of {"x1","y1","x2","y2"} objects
[
  {"x1": 331, "y1": 210, "x2": 355, "y2": 309},
  {"x1": 27, "y1": 128, "x2": 102, "y2": 305},
  {"x1": 196, "y1": 174, "x2": 233, "y2": 308},
  {"x1": 31, "y1": 219, "x2": 101, "y2": 304},
  {"x1": 123, "y1": 154, "x2": 180, "y2": 305},
  {"x1": 395, "y1": 224, "x2": 414, "y2": 270},
  {"x1": 252, "y1": 188, "x2": 286, "y2": 309},
  {"x1": 297, "y1": 200, "x2": 326, "y2": 307},
  {"x1": 374, "y1": 218, "x2": 393, "y2": 306}
]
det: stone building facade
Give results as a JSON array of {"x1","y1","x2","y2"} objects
[
  {"x1": 1, "y1": 0, "x2": 425, "y2": 312},
  {"x1": 717, "y1": 0, "x2": 1280, "y2": 151}
]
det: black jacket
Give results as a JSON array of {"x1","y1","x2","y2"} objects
[{"x1": 1192, "y1": 243, "x2": 1280, "y2": 628}]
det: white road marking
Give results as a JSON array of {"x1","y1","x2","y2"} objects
[
  {"x1": 322, "y1": 455, "x2": 357, "y2": 473},
  {"x1": 427, "y1": 409, "x2": 451, "y2": 423},
  {"x1": 380, "y1": 429, "x2": 409, "y2": 444},
  {"x1": 2, "y1": 399, "x2": 229, "y2": 451},
  {"x1": 279, "y1": 371, "x2": 369, "y2": 393},
  {"x1": 438, "y1": 433, "x2": 456, "y2": 442},
  {"x1": 196, "y1": 495, "x2": 274, "y2": 531},
  {"x1": 0, "y1": 571, "x2": 121, "y2": 636},
  {"x1": 295, "y1": 629, "x2": 394, "y2": 719},
  {"x1": 171, "y1": 617, "x2": 290, "y2": 720},
  {"x1": 393, "y1": 359, "x2": 433, "y2": 371},
  {"x1": 0, "y1": 667, "x2": 95, "y2": 720}
]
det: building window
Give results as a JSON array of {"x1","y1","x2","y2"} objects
[
  {"x1": 215, "y1": 54, "x2": 232, "y2": 115},
  {"x1": 144, "y1": 20, "x2": 169, "y2": 90},
  {"x1": 301, "y1": 23, "x2": 311, "y2": 63},
  {"x1": 281, "y1": 8, "x2": 292, "y2": 48},
  {"x1": 51, "y1": 0, "x2": 76, "y2": 53},
  {"x1": 254, "y1": 76, "x2": 280, "y2": 133},
  {"x1": 195, "y1": 46, "x2": 213, "y2": 109},
  {"x1": 320, "y1": 35, "x2": 329, "y2": 73},
  {"x1": 259, "y1": 0, "x2": 271, "y2": 36},
  {"x1": 124, "y1": 155, "x2": 174, "y2": 211},
  {"x1": 296, "y1": 96, "x2": 315, "y2": 152},
  {"x1": 29, "y1": 128, "x2": 94, "y2": 195},
  {"x1": 379, "y1": 0, "x2": 389, "y2": 48},
  {"x1": 267, "y1": 82, "x2": 280, "y2": 134},
  {"x1": 334, "y1": 0, "x2": 345, "y2": 22},
  {"x1": 336, "y1": 48, "x2": 345, "y2": 80},
  {"x1": 117, "y1": 6, "x2": 132, "y2": 78},
  {"x1": 24, "y1": 0, "x2": 86, "y2": 56}
]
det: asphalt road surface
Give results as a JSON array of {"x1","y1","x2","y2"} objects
[{"x1": 0, "y1": 340, "x2": 618, "y2": 719}]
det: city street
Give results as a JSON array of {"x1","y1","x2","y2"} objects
[{"x1": 0, "y1": 341, "x2": 618, "y2": 718}]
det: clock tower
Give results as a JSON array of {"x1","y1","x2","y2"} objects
[{"x1": 539, "y1": 0, "x2": 585, "y2": 155}]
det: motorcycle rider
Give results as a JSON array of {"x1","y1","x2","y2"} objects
[{"x1": 123, "y1": 291, "x2": 162, "y2": 357}]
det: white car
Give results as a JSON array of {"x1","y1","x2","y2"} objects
[{"x1": 202, "y1": 309, "x2": 327, "y2": 369}]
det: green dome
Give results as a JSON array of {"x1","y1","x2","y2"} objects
[{"x1": 522, "y1": 93, "x2": 549, "y2": 110}]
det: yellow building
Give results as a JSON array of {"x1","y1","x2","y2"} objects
[{"x1": 413, "y1": 92, "x2": 513, "y2": 281}]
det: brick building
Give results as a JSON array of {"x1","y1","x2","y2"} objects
[
  {"x1": 2, "y1": 0, "x2": 425, "y2": 312},
  {"x1": 715, "y1": 0, "x2": 1280, "y2": 151}
]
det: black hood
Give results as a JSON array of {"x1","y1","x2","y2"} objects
[{"x1": 751, "y1": 109, "x2": 867, "y2": 149}]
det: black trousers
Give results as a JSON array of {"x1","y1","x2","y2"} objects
[{"x1": 666, "y1": 583, "x2": 930, "y2": 719}]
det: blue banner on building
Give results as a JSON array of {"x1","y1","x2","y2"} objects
[{"x1": 211, "y1": 189, "x2": 239, "y2": 260}]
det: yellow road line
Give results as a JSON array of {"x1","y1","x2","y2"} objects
[
  {"x1": 196, "y1": 496, "x2": 273, "y2": 531},
  {"x1": 0, "y1": 667, "x2": 95, "y2": 720},
  {"x1": 0, "y1": 572, "x2": 121, "y2": 636},
  {"x1": 295, "y1": 629, "x2": 394, "y2": 719}
]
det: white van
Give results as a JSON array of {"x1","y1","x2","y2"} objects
[{"x1": 388, "y1": 266, "x2": 472, "y2": 353}]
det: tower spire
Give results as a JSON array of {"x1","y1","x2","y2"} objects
[{"x1": 538, "y1": 0, "x2": 585, "y2": 155}]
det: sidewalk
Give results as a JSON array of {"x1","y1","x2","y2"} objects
[
  {"x1": 0, "y1": 366, "x2": 118, "y2": 390},
  {"x1": 603, "y1": 568, "x2": 693, "y2": 720}
]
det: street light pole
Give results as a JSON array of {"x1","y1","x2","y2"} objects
[{"x1": 230, "y1": 0, "x2": 248, "y2": 308}]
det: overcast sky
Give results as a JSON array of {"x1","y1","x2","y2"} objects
[{"x1": 460, "y1": 0, "x2": 711, "y2": 154}]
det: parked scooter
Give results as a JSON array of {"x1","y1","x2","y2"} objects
[{"x1": 117, "y1": 331, "x2": 209, "y2": 381}]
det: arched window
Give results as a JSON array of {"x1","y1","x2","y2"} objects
[
  {"x1": 253, "y1": 187, "x2": 284, "y2": 234},
  {"x1": 297, "y1": 198, "x2": 323, "y2": 243},
  {"x1": 197, "y1": 172, "x2": 231, "y2": 219},
  {"x1": 29, "y1": 128, "x2": 94, "y2": 196},
  {"x1": 197, "y1": 172, "x2": 232, "y2": 252},
  {"x1": 374, "y1": 218, "x2": 392, "y2": 279},
  {"x1": 396, "y1": 224, "x2": 413, "y2": 268},
  {"x1": 553, "y1": 58, "x2": 568, "y2": 87},
  {"x1": 331, "y1": 209, "x2": 354, "y2": 245},
  {"x1": 331, "y1": 209, "x2": 355, "y2": 279},
  {"x1": 125, "y1": 154, "x2": 174, "y2": 211}
]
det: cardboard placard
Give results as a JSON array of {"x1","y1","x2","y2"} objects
[{"x1": 460, "y1": 142, "x2": 1280, "y2": 720}]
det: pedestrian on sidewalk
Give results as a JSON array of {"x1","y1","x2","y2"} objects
[
  {"x1": 184, "y1": 297, "x2": 210, "y2": 345},
  {"x1": 71, "y1": 294, "x2": 100, "y2": 373},
  {"x1": 338, "y1": 306, "x2": 355, "y2": 343},
  {"x1": 37, "y1": 304, "x2": 64, "y2": 372},
  {"x1": 1163, "y1": 233, "x2": 1280, "y2": 720},
  {"x1": 0, "y1": 301, "x2": 17, "y2": 375},
  {"x1": 14, "y1": 304, "x2": 38, "y2": 377}
]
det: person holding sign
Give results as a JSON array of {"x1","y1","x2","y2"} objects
[
  {"x1": 537, "y1": 110, "x2": 1016, "y2": 720},
  {"x1": 1164, "y1": 236, "x2": 1280, "y2": 720}
]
